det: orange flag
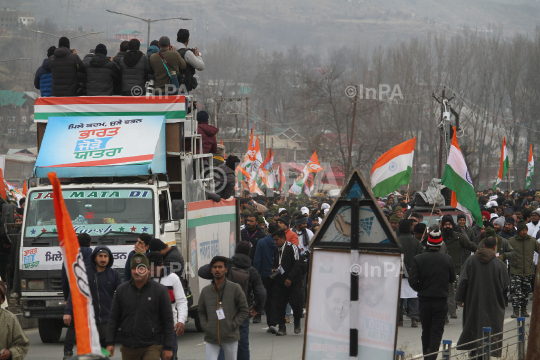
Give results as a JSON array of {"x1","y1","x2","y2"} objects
[
  {"x1": 221, "y1": 139, "x2": 226, "y2": 158},
  {"x1": 0, "y1": 169, "x2": 6, "y2": 199},
  {"x1": 22, "y1": 180, "x2": 27, "y2": 196},
  {"x1": 48, "y1": 172, "x2": 101, "y2": 355}
]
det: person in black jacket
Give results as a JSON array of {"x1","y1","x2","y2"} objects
[
  {"x1": 106, "y1": 253, "x2": 174, "y2": 360},
  {"x1": 149, "y1": 238, "x2": 185, "y2": 277},
  {"x1": 124, "y1": 233, "x2": 152, "y2": 282},
  {"x1": 34, "y1": 46, "x2": 55, "y2": 97},
  {"x1": 272, "y1": 230, "x2": 302, "y2": 336},
  {"x1": 50, "y1": 36, "x2": 86, "y2": 96},
  {"x1": 64, "y1": 246, "x2": 122, "y2": 351},
  {"x1": 119, "y1": 39, "x2": 153, "y2": 96},
  {"x1": 214, "y1": 155, "x2": 238, "y2": 199},
  {"x1": 113, "y1": 40, "x2": 129, "y2": 66},
  {"x1": 241, "y1": 214, "x2": 266, "y2": 260},
  {"x1": 408, "y1": 229, "x2": 455, "y2": 360},
  {"x1": 86, "y1": 44, "x2": 120, "y2": 96}
]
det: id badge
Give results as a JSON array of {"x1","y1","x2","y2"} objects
[
  {"x1": 216, "y1": 308, "x2": 226, "y2": 320},
  {"x1": 278, "y1": 265, "x2": 285, "y2": 275}
]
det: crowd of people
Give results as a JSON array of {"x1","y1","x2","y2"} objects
[{"x1": 34, "y1": 28, "x2": 203, "y2": 97}]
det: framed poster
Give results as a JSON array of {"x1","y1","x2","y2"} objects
[{"x1": 303, "y1": 249, "x2": 401, "y2": 360}]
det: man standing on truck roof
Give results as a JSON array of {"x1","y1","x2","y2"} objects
[
  {"x1": 441, "y1": 215, "x2": 477, "y2": 323},
  {"x1": 149, "y1": 36, "x2": 186, "y2": 95},
  {"x1": 198, "y1": 256, "x2": 249, "y2": 360},
  {"x1": 124, "y1": 233, "x2": 152, "y2": 282},
  {"x1": 106, "y1": 253, "x2": 174, "y2": 360},
  {"x1": 64, "y1": 246, "x2": 122, "y2": 355}
]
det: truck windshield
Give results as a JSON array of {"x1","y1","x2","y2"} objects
[{"x1": 24, "y1": 188, "x2": 154, "y2": 237}]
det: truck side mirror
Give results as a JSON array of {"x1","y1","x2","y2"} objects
[{"x1": 171, "y1": 199, "x2": 184, "y2": 220}]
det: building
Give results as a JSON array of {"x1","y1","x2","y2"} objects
[
  {"x1": 115, "y1": 29, "x2": 143, "y2": 41},
  {"x1": 3, "y1": 152, "x2": 36, "y2": 185},
  {"x1": 0, "y1": 91, "x2": 36, "y2": 142},
  {"x1": 0, "y1": 10, "x2": 34, "y2": 28}
]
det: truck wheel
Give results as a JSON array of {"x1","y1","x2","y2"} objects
[
  {"x1": 38, "y1": 318, "x2": 63, "y2": 343},
  {"x1": 192, "y1": 312, "x2": 204, "y2": 332}
]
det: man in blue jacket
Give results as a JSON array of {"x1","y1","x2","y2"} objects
[
  {"x1": 64, "y1": 246, "x2": 122, "y2": 352},
  {"x1": 253, "y1": 222, "x2": 278, "y2": 333},
  {"x1": 34, "y1": 46, "x2": 56, "y2": 97},
  {"x1": 124, "y1": 233, "x2": 152, "y2": 282}
]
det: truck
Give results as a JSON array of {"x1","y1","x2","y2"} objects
[{"x1": 16, "y1": 95, "x2": 239, "y2": 343}]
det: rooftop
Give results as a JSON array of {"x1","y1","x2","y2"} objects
[
  {"x1": 0, "y1": 90, "x2": 26, "y2": 107},
  {"x1": 115, "y1": 29, "x2": 142, "y2": 35}
]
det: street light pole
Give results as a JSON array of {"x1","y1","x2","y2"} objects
[
  {"x1": 27, "y1": 29, "x2": 104, "y2": 39},
  {"x1": 106, "y1": 10, "x2": 191, "y2": 49}
]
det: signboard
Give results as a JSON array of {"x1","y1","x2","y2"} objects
[
  {"x1": 21, "y1": 245, "x2": 133, "y2": 271},
  {"x1": 34, "y1": 115, "x2": 166, "y2": 177},
  {"x1": 186, "y1": 199, "x2": 237, "y2": 294},
  {"x1": 304, "y1": 250, "x2": 400, "y2": 360},
  {"x1": 34, "y1": 96, "x2": 193, "y2": 135}
]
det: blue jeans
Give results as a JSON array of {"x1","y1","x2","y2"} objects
[
  {"x1": 286, "y1": 303, "x2": 291, "y2": 318},
  {"x1": 218, "y1": 316, "x2": 250, "y2": 360}
]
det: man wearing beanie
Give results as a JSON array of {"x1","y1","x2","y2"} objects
[
  {"x1": 508, "y1": 221, "x2": 540, "y2": 318},
  {"x1": 456, "y1": 213, "x2": 476, "y2": 265},
  {"x1": 398, "y1": 219, "x2": 423, "y2": 328},
  {"x1": 34, "y1": 46, "x2": 56, "y2": 97},
  {"x1": 106, "y1": 253, "x2": 175, "y2": 360},
  {"x1": 499, "y1": 217, "x2": 517, "y2": 240},
  {"x1": 0, "y1": 281, "x2": 30, "y2": 360},
  {"x1": 493, "y1": 216, "x2": 506, "y2": 234},
  {"x1": 50, "y1": 36, "x2": 86, "y2": 96},
  {"x1": 86, "y1": 43, "x2": 121, "y2": 96},
  {"x1": 440, "y1": 214, "x2": 477, "y2": 321},
  {"x1": 408, "y1": 229, "x2": 455, "y2": 360},
  {"x1": 389, "y1": 214, "x2": 400, "y2": 234}
]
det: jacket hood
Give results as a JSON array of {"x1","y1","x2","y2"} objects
[
  {"x1": 124, "y1": 50, "x2": 144, "y2": 68},
  {"x1": 80, "y1": 246, "x2": 93, "y2": 259},
  {"x1": 475, "y1": 248, "x2": 496, "y2": 264},
  {"x1": 90, "y1": 53, "x2": 111, "y2": 67},
  {"x1": 198, "y1": 123, "x2": 219, "y2": 137},
  {"x1": 90, "y1": 245, "x2": 114, "y2": 268},
  {"x1": 42, "y1": 58, "x2": 51, "y2": 71},
  {"x1": 147, "y1": 45, "x2": 159, "y2": 57},
  {"x1": 54, "y1": 47, "x2": 72, "y2": 58},
  {"x1": 232, "y1": 253, "x2": 252, "y2": 269}
]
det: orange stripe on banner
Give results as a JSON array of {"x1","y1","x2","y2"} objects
[
  {"x1": 371, "y1": 137, "x2": 416, "y2": 175},
  {"x1": 35, "y1": 95, "x2": 185, "y2": 106},
  {"x1": 451, "y1": 191, "x2": 458, "y2": 208},
  {"x1": 0, "y1": 169, "x2": 6, "y2": 199},
  {"x1": 43, "y1": 155, "x2": 154, "y2": 168},
  {"x1": 188, "y1": 198, "x2": 237, "y2": 211},
  {"x1": 48, "y1": 172, "x2": 93, "y2": 354}
]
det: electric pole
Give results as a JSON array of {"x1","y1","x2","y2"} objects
[{"x1": 432, "y1": 87, "x2": 454, "y2": 178}]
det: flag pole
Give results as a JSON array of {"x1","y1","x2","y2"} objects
[
  {"x1": 421, "y1": 183, "x2": 443, "y2": 241},
  {"x1": 406, "y1": 183, "x2": 410, "y2": 203}
]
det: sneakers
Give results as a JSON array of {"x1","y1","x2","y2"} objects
[
  {"x1": 253, "y1": 314, "x2": 261, "y2": 323},
  {"x1": 276, "y1": 325, "x2": 287, "y2": 336},
  {"x1": 511, "y1": 308, "x2": 520, "y2": 318},
  {"x1": 267, "y1": 326, "x2": 278, "y2": 334},
  {"x1": 63, "y1": 351, "x2": 74, "y2": 360},
  {"x1": 294, "y1": 323, "x2": 301, "y2": 334},
  {"x1": 450, "y1": 314, "x2": 458, "y2": 319},
  {"x1": 285, "y1": 317, "x2": 290, "y2": 323},
  {"x1": 521, "y1": 308, "x2": 530, "y2": 317},
  {"x1": 411, "y1": 318, "x2": 418, "y2": 328}
]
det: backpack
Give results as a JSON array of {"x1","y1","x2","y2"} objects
[
  {"x1": 227, "y1": 266, "x2": 250, "y2": 298},
  {"x1": 177, "y1": 48, "x2": 198, "y2": 91}
]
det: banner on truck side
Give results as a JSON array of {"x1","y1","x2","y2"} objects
[{"x1": 34, "y1": 115, "x2": 166, "y2": 177}]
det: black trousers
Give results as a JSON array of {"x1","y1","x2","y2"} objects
[
  {"x1": 276, "y1": 282, "x2": 303, "y2": 326},
  {"x1": 261, "y1": 277, "x2": 277, "y2": 327},
  {"x1": 64, "y1": 321, "x2": 108, "y2": 351},
  {"x1": 419, "y1": 299, "x2": 447, "y2": 360}
]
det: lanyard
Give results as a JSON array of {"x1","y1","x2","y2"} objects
[
  {"x1": 246, "y1": 229, "x2": 258, "y2": 241},
  {"x1": 278, "y1": 244, "x2": 285, "y2": 266}
]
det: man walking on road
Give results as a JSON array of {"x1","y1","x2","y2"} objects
[
  {"x1": 0, "y1": 281, "x2": 29, "y2": 360},
  {"x1": 408, "y1": 229, "x2": 455, "y2": 360},
  {"x1": 455, "y1": 236, "x2": 509, "y2": 357},
  {"x1": 106, "y1": 253, "x2": 174, "y2": 360},
  {"x1": 198, "y1": 256, "x2": 249, "y2": 360}
]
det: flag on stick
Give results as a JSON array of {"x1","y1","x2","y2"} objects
[
  {"x1": 442, "y1": 128, "x2": 483, "y2": 226},
  {"x1": 526, "y1": 144, "x2": 534, "y2": 189},
  {"x1": 48, "y1": 172, "x2": 102, "y2": 355},
  {"x1": 493, "y1": 137, "x2": 509, "y2": 191},
  {"x1": 289, "y1": 151, "x2": 322, "y2": 196}
]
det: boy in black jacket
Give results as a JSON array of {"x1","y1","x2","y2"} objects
[{"x1": 272, "y1": 230, "x2": 302, "y2": 336}]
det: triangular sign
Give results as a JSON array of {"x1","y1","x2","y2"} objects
[{"x1": 309, "y1": 168, "x2": 401, "y2": 251}]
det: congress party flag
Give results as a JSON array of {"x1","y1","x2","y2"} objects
[
  {"x1": 289, "y1": 151, "x2": 322, "y2": 196},
  {"x1": 258, "y1": 148, "x2": 275, "y2": 189},
  {"x1": 370, "y1": 137, "x2": 415, "y2": 197},
  {"x1": 48, "y1": 172, "x2": 102, "y2": 355},
  {"x1": 442, "y1": 128, "x2": 483, "y2": 226},
  {"x1": 493, "y1": 136, "x2": 509, "y2": 191},
  {"x1": 238, "y1": 166, "x2": 264, "y2": 195}
]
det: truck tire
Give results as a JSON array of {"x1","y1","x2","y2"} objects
[
  {"x1": 192, "y1": 312, "x2": 204, "y2": 332},
  {"x1": 38, "y1": 318, "x2": 63, "y2": 343}
]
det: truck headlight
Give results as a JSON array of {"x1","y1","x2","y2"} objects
[
  {"x1": 21, "y1": 279, "x2": 26, "y2": 290},
  {"x1": 28, "y1": 280, "x2": 45, "y2": 290}
]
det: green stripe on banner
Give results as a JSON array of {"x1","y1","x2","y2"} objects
[
  {"x1": 441, "y1": 165, "x2": 483, "y2": 225},
  {"x1": 188, "y1": 213, "x2": 236, "y2": 228},
  {"x1": 34, "y1": 111, "x2": 186, "y2": 120},
  {"x1": 371, "y1": 167, "x2": 412, "y2": 197}
]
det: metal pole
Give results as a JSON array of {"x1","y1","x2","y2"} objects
[
  {"x1": 346, "y1": 85, "x2": 358, "y2": 179},
  {"x1": 526, "y1": 263, "x2": 540, "y2": 360},
  {"x1": 147, "y1": 20, "x2": 151, "y2": 51},
  {"x1": 442, "y1": 339, "x2": 452, "y2": 360},
  {"x1": 483, "y1": 327, "x2": 491, "y2": 360},
  {"x1": 214, "y1": 98, "x2": 218, "y2": 127},
  {"x1": 521, "y1": 316, "x2": 528, "y2": 360},
  {"x1": 395, "y1": 350, "x2": 404, "y2": 360},
  {"x1": 246, "y1": 97, "x2": 249, "y2": 142}
]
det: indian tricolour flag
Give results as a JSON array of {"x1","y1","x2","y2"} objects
[
  {"x1": 493, "y1": 136, "x2": 509, "y2": 191},
  {"x1": 526, "y1": 144, "x2": 534, "y2": 189},
  {"x1": 442, "y1": 127, "x2": 483, "y2": 226},
  {"x1": 370, "y1": 137, "x2": 415, "y2": 197}
]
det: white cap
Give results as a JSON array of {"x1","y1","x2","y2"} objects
[
  {"x1": 278, "y1": 207, "x2": 286, "y2": 214},
  {"x1": 301, "y1": 206, "x2": 309, "y2": 215},
  {"x1": 321, "y1": 203, "x2": 330, "y2": 210}
]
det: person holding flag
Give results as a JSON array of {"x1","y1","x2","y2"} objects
[
  {"x1": 370, "y1": 138, "x2": 415, "y2": 197},
  {"x1": 493, "y1": 137, "x2": 509, "y2": 191}
]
